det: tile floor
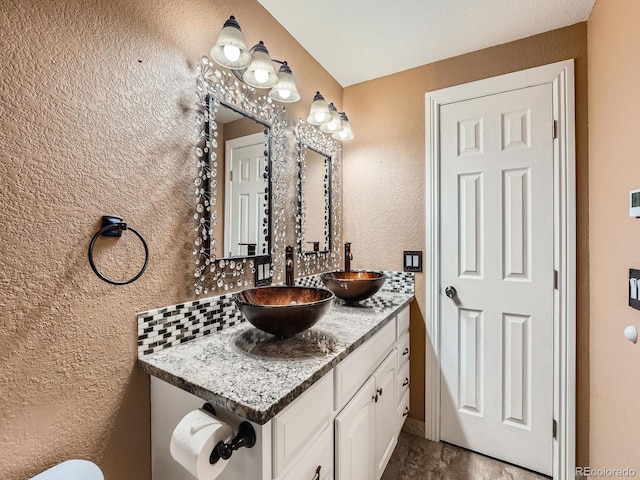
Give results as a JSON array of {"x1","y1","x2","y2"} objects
[{"x1": 381, "y1": 432, "x2": 550, "y2": 480}]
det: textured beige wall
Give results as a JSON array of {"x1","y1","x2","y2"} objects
[
  {"x1": 343, "y1": 23, "x2": 590, "y2": 464},
  {"x1": 588, "y1": 0, "x2": 640, "y2": 472},
  {"x1": 0, "y1": 1, "x2": 340, "y2": 479}
]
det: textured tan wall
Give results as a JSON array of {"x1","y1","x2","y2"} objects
[
  {"x1": 588, "y1": 0, "x2": 640, "y2": 472},
  {"x1": 0, "y1": 0, "x2": 340, "y2": 479},
  {"x1": 343, "y1": 23, "x2": 590, "y2": 464}
]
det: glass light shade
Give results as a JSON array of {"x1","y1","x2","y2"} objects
[
  {"x1": 332, "y1": 113, "x2": 354, "y2": 141},
  {"x1": 211, "y1": 16, "x2": 252, "y2": 70},
  {"x1": 320, "y1": 103, "x2": 343, "y2": 133},
  {"x1": 242, "y1": 41, "x2": 278, "y2": 89},
  {"x1": 307, "y1": 92, "x2": 332, "y2": 126},
  {"x1": 269, "y1": 63, "x2": 300, "y2": 103}
]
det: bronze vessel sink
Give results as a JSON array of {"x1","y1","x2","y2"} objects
[
  {"x1": 320, "y1": 271, "x2": 387, "y2": 303},
  {"x1": 234, "y1": 286, "x2": 335, "y2": 338}
]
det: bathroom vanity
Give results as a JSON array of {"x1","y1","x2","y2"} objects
[{"x1": 139, "y1": 292, "x2": 412, "y2": 480}]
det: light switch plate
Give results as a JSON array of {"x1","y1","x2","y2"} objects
[
  {"x1": 630, "y1": 189, "x2": 640, "y2": 217},
  {"x1": 403, "y1": 251, "x2": 422, "y2": 272},
  {"x1": 254, "y1": 255, "x2": 272, "y2": 287},
  {"x1": 630, "y1": 269, "x2": 640, "y2": 310}
]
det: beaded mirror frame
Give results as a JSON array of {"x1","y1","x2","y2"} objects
[
  {"x1": 295, "y1": 119, "x2": 342, "y2": 276},
  {"x1": 193, "y1": 56, "x2": 288, "y2": 295}
]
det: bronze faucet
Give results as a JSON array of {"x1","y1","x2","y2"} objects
[
  {"x1": 285, "y1": 245, "x2": 294, "y2": 286},
  {"x1": 345, "y1": 242, "x2": 353, "y2": 271}
]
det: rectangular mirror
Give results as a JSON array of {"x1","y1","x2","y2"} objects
[
  {"x1": 300, "y1": 146, "x2": 331, "y2": 253},
  {"x1": 214, "y1": 102, "x2": 270, "y2": 258},
  {"x1": 296, "y1": 120, "x2": 341, "y2": 268}
]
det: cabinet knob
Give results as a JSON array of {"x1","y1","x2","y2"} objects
[
  {"x1": 402, "y1": 347, "x2": 409, "y2": 356},
  {"x1": 312, "y1": 465, "x2": 321, "y2": 480},
  {"x1": 402, "y1": 378, "x2": 410, "y2": 387},
  {"x1": 373, "y1": 394, "x2": 378, "y2": 403},
  {"x1": 402, "y1": 406, "x2": 410, "y2": 417},
  {"x1": 377, "y1": 387, "x2": 383, "y2": 396}
]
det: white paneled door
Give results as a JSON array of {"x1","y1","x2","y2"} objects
[
  {"x1": 439, "y1": 84, "x2": 554, "y2": 475},
  {"x1": 224, "y1": 133, "x2": 268, "y2": 258}
]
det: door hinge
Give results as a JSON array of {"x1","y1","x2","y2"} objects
[
  {"x1": 552, "y1": 119, "x2": 558, "y2": 139},
  {"x1": 553, "y1": 419, "x2": 558, "y2": 439},
  {"x1": 554, "y1": 270, "x2": 558, "y2": 290},
  {"x1": 229, "y1": 170, "x2": 233, "y2": 182}
]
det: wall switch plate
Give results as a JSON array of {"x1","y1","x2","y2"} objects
[
  {"x1": 630, "y1": 190, "x2": 640, "y2": 217},
  {"x1": 403, "y1": 251, "x2": 422, "y2": 272},
  {"x1": 254, "y1": 255, "x2": 273, "y2": 287},
  {"x1": 630, "y1": 269, "x2": 640, "y2": 310}
]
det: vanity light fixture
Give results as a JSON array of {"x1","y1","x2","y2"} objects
[
  {"x1": 332, "y1": 113, "x2": 354, "y2": 141},
  {"x1": 242, "y1": 41, "x2": 278, "y2": 88},
  {"x1": 269, "y1": 62, "x2": 301, "y2": 103},
  {"x1": 307, "y1": 92, "x2": 332, "y2": 125},
  {"x1": 211, "y1": 16, "x2": 300, "y2": 103},
  {"x1": 319, "y1": 103, "x2": 343, "y2": 134},
  {"x1": 210, "y1": 16, "x2": 252, "y2": 70},
  {"x1": 307, "y1": 92, "x2": 354, "y2": 140}
]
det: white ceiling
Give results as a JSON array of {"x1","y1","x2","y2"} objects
[{"x1": 257, "y1": 0, "x2": 595, "y2": 87}]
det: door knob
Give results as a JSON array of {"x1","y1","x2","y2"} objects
[{"x1": 445, "y1": 286, "x2": 457, "y2": 299}]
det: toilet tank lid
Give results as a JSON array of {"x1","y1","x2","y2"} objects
[{"x1": 30, "y1": 460, "x2": 104, "y2": 480}]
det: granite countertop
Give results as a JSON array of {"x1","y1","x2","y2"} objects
[{"x1": 138, "y1": 291, "x2": 413, "y2": 425}]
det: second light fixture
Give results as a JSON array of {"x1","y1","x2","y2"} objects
[{"x1": 307, "y1": 92, "x2": 354, "y2": 141}]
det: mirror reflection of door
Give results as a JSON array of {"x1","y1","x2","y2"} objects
[
  {"x1": 212, "y1": 103, "x2": 268, "y2": 258},
  {"x1": 224, "y1": 132, "x2": 267, "y2": 257},
  {"x1": 302, "y1": 147, "x2": 330, "y2": 253}
]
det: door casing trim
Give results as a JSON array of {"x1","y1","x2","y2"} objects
[{"x1": 424, "y1": 59, "x2": 576, "y2": 480}]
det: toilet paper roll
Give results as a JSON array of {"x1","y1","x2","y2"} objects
[{"x1": 170, "y1": 408, "x2": 234, "y2": 480}]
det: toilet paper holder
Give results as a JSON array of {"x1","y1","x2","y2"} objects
[{"x1": 202, "y1": 403, "x2": 256, "y2": 465}]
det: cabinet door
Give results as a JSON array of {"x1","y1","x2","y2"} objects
[
  {"x1": 273, "y1": 373, "x2": 333, "y2": 478},
  {"x1": 374, "y1": 351, "x2": 398, "y2": 480},
  {"x1": 280, "y1": 424, "x2": 333, "y2": 480},
  {"x1": 335, "y1": 376, "x2": 376, "y2": 480}
]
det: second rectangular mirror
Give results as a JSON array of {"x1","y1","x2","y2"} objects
[
  {"x1": 300, "y1": 145, "x2": 331, "y2": 253},
  {"x1": 296, "y1": 120, "x2": 340, "y2": 261}
]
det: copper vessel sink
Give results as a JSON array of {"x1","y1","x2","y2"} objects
[
  {"x1": 234, "y1": 286, "x2": 335, "y2": 338},
  {"x1": 321, "y1": 271, "x2": 387, "y2": 303}
]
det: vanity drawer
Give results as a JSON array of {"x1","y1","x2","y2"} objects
[
  {"x1": 398, "y1": 360, "x2": 410, "y2": 398},
  {"x1": 334, "y1": 320, "x2": 396, "y2": 410},
  {"x1": 397, "y1": 389, "x2": 410, "y2": 429},
  {"x1": 279, "y1": 424, "x2": 333, "y2": 480},
  {"x1": 397, "y1": 331, "x2": 410, "y2": 368},
  {"x1": 396, "y1": 305, "x2": 410, "y2": 338},
  {"x1": 273, "y1": 372, "x2": 333, "y2": 478}
]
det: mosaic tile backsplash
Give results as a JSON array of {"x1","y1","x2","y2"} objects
[{"x1": 137, "y1": 270, "x2": 414, "y2": 356}]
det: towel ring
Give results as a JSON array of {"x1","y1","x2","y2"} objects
[{"x1": 88, "y1": 216, "x2": 149, "y2": 285}]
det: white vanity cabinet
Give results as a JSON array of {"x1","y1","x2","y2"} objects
[
  {"x1": 335, "y1": 304, "x2": 410, "y2": 480},
  {"x1": 149, "y1": 302, "x2": 411, "y2": 480}
]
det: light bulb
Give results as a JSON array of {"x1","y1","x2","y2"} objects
[
  {"x1": 339, "y1": 130, "x2": 349, "y2": 139},
  {"x1": 278, "y1": 89, "x2": 291, "y2": 100},
  {"x1": 254, "y1": 68, "x2": 269, "y2": 84},
  {"x1": 327, "y1": 120, "x2": 339, "y2": 131},
  {"x1": 314, "y1": 111, "x2": 327, "y2": 123},
  {"x1": 223, "y1": 44, "x2": 241, "y2": 62}
]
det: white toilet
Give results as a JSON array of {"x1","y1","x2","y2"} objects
[{"x1": 30, "y1": 460, "x2": 104, "y2": 480}]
